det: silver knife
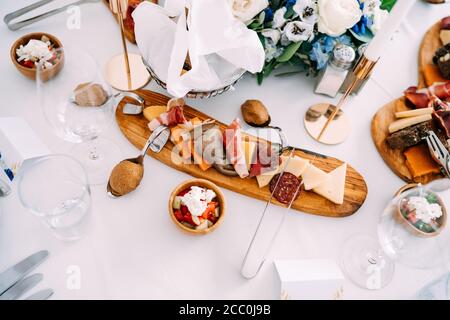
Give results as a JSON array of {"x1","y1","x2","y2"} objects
[
  {"x1": 0, "y1": 273, "x2": 43, "y2": 300},
  {"x1": 0, "y1": 250, "x2": 49, "y2": 295},
  {"x1": 25, "y1": 288, "x2": 54, "y2": 300}
]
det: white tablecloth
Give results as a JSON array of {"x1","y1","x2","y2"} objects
[{"x1": 0, "y1": 0, "x2": 449, "y2": 299}]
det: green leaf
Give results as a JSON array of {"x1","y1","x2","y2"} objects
[
  {"x1": 276, "y1": 42, "x2": 302, "y2": 63},
  {"x1": 349, "y1": 29, "x2": 374, "y2": 43},
  {"x1": 258, "y1": 11, "x2": 265, "y2": 25},
  {"x1": 381, "y1": 0, "x2": 397, "y2": 11},
  {"x1": 284, "y1": 7, "x2": 295, "y2": 19}
]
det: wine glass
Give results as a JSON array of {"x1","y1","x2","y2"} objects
[
  {"x1": 340, "y1": 179, "x2": 450, "y2": 290},
  {"x1": 37, "y1": 46, "x2": 121, "y2": 185},
  {"x1": 18, "y1": 154, "x2": 91, "y2": 241}
]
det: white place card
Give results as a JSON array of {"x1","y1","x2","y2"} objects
[
  {"x1": 0, "y1": 117, "x2": 50, "y2": 184},
  {"x1": 274, "y1": 259, "x2": 345, "y2": 300}
]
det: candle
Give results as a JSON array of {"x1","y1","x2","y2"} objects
[{"x1": 364, "y1": 0, "x2": 416, "y2": 62}]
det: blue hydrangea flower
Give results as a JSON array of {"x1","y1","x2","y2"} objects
[
  {"x1": 285, "y1": 0, "x2": 297, "y2": 8},
  {"x1": 264, "y1": 7, "x2": 274, "y2": 23}
]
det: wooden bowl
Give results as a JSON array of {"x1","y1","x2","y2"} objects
[
  {"x1": 168, "y1": 179, "x2": 225, "y2": 235},
  {"x1": 10, "y1": 32, "x2": 64, "y2": 82},
  {"x1": 395, "y1": 184, "x2": 447, "y2": 238}
]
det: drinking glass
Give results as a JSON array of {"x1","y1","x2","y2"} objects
[
  {"x1": 37, "y1": 46, "x2": 121, "y2": 185},
  {"x1": 340, "y1": 179, "x2": 450, "y2": 290},
  {"x1": 18, "y1": 155, "x2": 91, "y2": 241}
]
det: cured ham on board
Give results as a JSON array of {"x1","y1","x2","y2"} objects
[{"x1": 223, "y1": 119, "x2": 249, "y2": 179}]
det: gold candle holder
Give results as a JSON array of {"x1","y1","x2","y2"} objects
[
  {"x1": 304, "y1": 55, "x2": 378, "y2": 145},
  {"x1": 105, "y1": 0, "x2": 150, "y2": 92}
]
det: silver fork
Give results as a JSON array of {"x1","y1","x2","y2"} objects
[{"x1": 425, "y1": 131, "x2": 450, "y2": 178}]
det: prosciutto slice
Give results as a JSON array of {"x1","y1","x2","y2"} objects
[
  {"x1": 434, "y1": 110, "x2": 450, "y2": 138},
  {"x1": 404, "y1": 83, "x2": 450, "y2": 109},
  {"x1": 148, "y1": 105, "x2": 187, "y2": 131},
  {"x1": 223, "y1": 118, "x2": 249, "y2": 178}
]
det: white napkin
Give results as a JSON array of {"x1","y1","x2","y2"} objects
[{"x1": 133, "y1": 0, "x2": 265, "y2": 97}]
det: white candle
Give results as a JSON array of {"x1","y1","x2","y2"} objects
[{"x1": 364, "y1": 0, "x2": 416, "y2": 62}]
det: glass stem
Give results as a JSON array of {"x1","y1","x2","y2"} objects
[{"x1": 88, "y1": 139, "x2": 100, "y2": 161}]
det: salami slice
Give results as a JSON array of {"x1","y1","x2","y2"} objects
[{"x1": 269, "y1": 172, "x2": 302, "y2": 204}]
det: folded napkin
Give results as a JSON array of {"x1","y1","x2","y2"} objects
[{"x1": 133, "y1": 0, "x2": 265, "y2": 97}]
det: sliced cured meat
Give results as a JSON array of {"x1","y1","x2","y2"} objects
[
  {"x1": 434, "y1": 110, "x2": 450, "y2": 137},
  {"x1": 441, "y1": 16, "x2": 450, "y2": 30},
  {"x1": 431, "y1": 82, "x2": 450, "y2": 99},
  {"x1": 249, "y1": 142, "x2": 280, "y2": 177},
  {"x1": 404, "y1": 86, "x2": 430, "y2": 109},
  {"x1": 148, "y1": 105, "x2": 187, "y2": 131},
  {"x1": 428, "y1": 95, "x2": 449, "y2": 111},
  {"x1": 223, "y1": 119, "x2": 249, "y2": 178},
  {"x1": 269, "y1": 172, "x2": 301, "y2": 204}
]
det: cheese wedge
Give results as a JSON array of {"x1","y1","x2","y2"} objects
[
  {"x1": 441, "y1": 30, "x2": 450, "y2": 45},
  {"x1": 280, "y1": 156, "x2": 309, "y2": 177},
  {"x1": 256, "y1": 165, "x2": 282, "y2": 188},
  {"x1": 301, "y1": 164, "x2": 329, "y2": 190},
  {"x1": 143, "y1": 105, "x2": 166, "y2": 122},
  {"x1": 388, "y1": 114, "x2": 432, "y2": 134},
  {"x1": 243, "y1": 140, "x2": 257, "y2": 171},
  {"x1": 395, "y1": 108, "x2": 433, "y2": 119},
  {"x1": 313, "y1": 163, "x2": 347, "y2": 205}
]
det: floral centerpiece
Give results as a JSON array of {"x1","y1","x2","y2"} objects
[{"x1": 229, "y1": 0, "x2": 397, "y2": 83}]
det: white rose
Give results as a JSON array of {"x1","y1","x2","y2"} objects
[
  {"x1": 272, "y1": 7, "x2": 287, "y2": 29},
  {"x1": 229, "y1": 0, "x2": 269, "y2": 23},
  {"x1": 317, "y1": 0, "x2": 362, "y2": 37},
  {"x1": 369, "y1": 7, "x2": 389, "y2": 35}
]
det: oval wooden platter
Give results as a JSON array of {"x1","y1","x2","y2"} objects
[
  {"x1": 116, "y1": 90, "x2": 368, "y2": 218},
  {"x1": 372, "y1": 19, "x2": 447, "y2": 184}
]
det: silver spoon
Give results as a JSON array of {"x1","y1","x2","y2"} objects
[{"x1": 107, "y1": 125, "x2": 170, "y2": 198}]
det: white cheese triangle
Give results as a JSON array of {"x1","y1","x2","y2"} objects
[
  {"x1": 256, "y1": 165, "x2": 282, "y2": 188},
  {"x1": 280, "y1": 156, "x2": 310, "y2": 177},
  {"x1": 313, "y1": 163, "x2": 347, "y2": 205},
  {"x1": 301, "y1": 164, "x2": 329, "y2": 190}
]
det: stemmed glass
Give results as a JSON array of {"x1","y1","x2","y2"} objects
[
  {"x1": 340, "y1": 179, "x2": 450, "y2": 290},
  {"x1": 37, "y1": 46, "x2": 121, "y2": 185},
  {"x1": 18, "y1": 154, "x2": 91, "y2": 241}
]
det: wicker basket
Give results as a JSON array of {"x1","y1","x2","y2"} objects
[{"x1": 142, "y1": 58, "x2": 245, "y2": 99}]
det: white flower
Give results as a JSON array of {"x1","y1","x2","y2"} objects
[
  {"x1": 293, "y1": 0, "x2": 319, "y2": 25},
  {"x1": 261, "y1": 28, "x2": 281, "y2": 45},
  {"x1": 283, "y1": 21, "x2": 314, "y2": 42},
  {"x1": 272, "y1": 7, "x2": 287, "y2": 29},
  {"x1": 317, "y1": 0, "x2": 362, "y2": 37},
  {"x1": 369, "y1": 7, "x2": 389, "y2": 35},
  {"x1": 229, "y1": 0, "x2": 269, "y2": 23}
]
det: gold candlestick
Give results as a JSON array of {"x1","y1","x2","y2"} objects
[
  {"x1": 304, "y1": 55, "x2": 378, "y2": 145},
  {"x1": 105, "y1": 0, "x2": 150, "y2": 92}
]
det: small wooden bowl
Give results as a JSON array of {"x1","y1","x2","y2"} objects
[
  {"x1": 10, "y1": 32, "x2": 64, "y2": 82},
  {"x1": 168, "y1": 179, "x2": 225, "y2": 235},
  {"x1": 395, "y1": 184, "x2": 447, "y2": 237}
]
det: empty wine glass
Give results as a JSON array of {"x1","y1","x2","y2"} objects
[
  {"x1": 340, "y1": 179, "x2": 450, "y2": 290},
  {"x1": 37, "y1": 46, "x2": 121, "y2": 184},
  {"x1": 18, "y1": 154, "x2": 91, "y2": 241}
]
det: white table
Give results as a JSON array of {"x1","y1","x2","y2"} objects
[{"x1": 1, "y1": 0, "x2": 449, "y2": 300}]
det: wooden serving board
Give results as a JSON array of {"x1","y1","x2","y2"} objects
[
  {"x1": 116, "y1": 90, "x2": 368, "y2": 217},
  {"x1": 419, "y1": 21, "x2": 443, "y2": 88},
  {"x1": 372, "y1": 20, "x2": 446, "y2": 184}
]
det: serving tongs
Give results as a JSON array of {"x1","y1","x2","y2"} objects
[
  {"x1": 4, "y1": 0, "x2": 100, "y2": 31},
  {"x1": 425, "y1": 131, "x2": 450, "y2": 178},
  {"x1": 241, "y1": 148, "x2": 315, "y2": 279}
]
